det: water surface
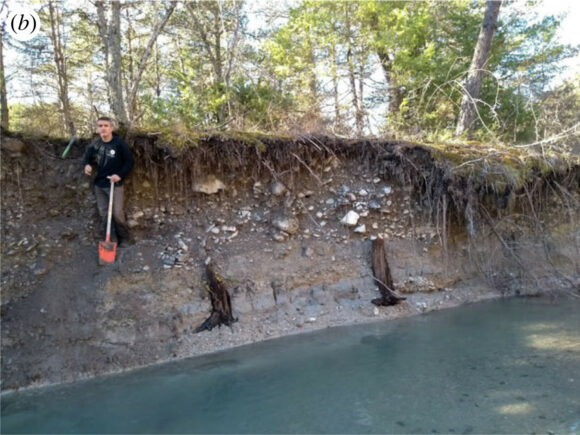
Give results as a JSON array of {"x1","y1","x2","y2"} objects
[{"x1": 2, "y1": 297, "x2": 579, "y2": 434}]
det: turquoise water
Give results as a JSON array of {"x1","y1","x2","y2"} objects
[{"x1": 2, "y1": 297, "x2": 579, "y2": 434}]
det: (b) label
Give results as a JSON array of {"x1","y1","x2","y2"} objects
[{"x1": 4, "y1": 7, "x2": 41, "y2": 42}]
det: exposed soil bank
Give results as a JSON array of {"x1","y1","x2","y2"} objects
[{"x1": 1, "y1": 132, "x2": 578, "y2": 391}]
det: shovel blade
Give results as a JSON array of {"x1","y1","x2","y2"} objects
[{"x1": 99, "y1": 240, "x2": 117, "y2": 265}]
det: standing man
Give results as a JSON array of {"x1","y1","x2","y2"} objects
[{"x1": 83, "y1": 116, "x2": 134, "y2": 245}]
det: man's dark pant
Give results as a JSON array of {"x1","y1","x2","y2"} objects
[{"x1": 94, "y1": 184, "x2": 131, "y2": 243}]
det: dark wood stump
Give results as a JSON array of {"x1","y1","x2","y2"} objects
[
  {"x1": 195, "y1": 263, "x2": 236, "y2": 332},
  {"x1": 371, "y1": 237, "x2": 406, "y2": 306}
]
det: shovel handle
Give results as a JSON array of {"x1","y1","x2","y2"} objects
[{"x1": 105, "y1": 179, "x2": 115, "y2": 242}]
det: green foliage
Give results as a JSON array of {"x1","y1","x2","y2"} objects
[
  {"x1": 229, "y1": 78, "x2": 294, "y2": 130},
  {"x1": 5, "y1": 0, "x2": 578, "y2": 144},
  {"x1": 10, "y1": 102, "x2": 92, "y2": 137}
]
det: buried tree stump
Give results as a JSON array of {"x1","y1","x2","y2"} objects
[
  {"x1": 195, "y1": 263, "x2": 236, "y2": 332},
  {"x1": 371, "y1": 237, "x2": 406, "y2": 306}
]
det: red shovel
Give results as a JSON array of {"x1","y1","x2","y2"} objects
[{"x1": 99, "y1": 179, "x2": 117, "y2": 265}]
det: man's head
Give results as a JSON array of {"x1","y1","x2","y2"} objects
[{"x1": 97, "y1": 117, "x2": 115, "y2": 141}]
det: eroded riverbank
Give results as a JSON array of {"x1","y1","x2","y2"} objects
[{"x1": 1, "y1": 132, "x2": 578, "y2": 391}]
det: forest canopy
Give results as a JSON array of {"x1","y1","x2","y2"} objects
[{"x1": 1, "y1": 0, "x2": 579, "y2": 145}]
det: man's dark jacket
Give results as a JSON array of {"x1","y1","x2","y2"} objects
[{"x1": 82, "y1": 136, "x2": 134, "y2": 188}]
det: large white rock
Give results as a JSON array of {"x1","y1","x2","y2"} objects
[
  {"x1": 340, "y1": 210, "x2": 360, "y2": 226},
  {"x1": 193, "y1": 175, "x2": 226, "y2": 194}
]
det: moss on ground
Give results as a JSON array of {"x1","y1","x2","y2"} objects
[{"x1": 420, "y1": 139, "x2": 577, "y2": 193}]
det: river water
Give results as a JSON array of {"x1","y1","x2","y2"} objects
[{"x1": 2, "y1": 297, "x2": 579, "y2": 434}]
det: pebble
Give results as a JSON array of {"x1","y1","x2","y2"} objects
[
  {"x1": 384, "y1": 186, "x2": 392, "y2": 195},
  {"x1": 272, "y1": 217, "x2": 299, "y2": 235},
  {"x1": 341, "y1": 211, "x2": 360, "y2": 226},
  {"x1": 416, "y1": 302, "x2": 428, "y2": 312},
  {"x1": 33, "y1": 267, "x2": 48, "y2": 276},
  {"x1": 354, "y1": 224, "x2": 366, "y2": 234},
  {"x1": 359, "y1": 189, "x2": 368, "y2": 196},
  {"x1": 271, "y1": 181, "x2": 286, "y2": 196},
  {"x1": 273, "y1": 233, "x2": 286, "y2": 242}
]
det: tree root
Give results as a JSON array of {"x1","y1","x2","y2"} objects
[
  {"x1": 371, "y1": 237, "x2": 406, "y2": 306},
  {"x1": 195, "y1": 263, "x2": 237, "y2": 332}
]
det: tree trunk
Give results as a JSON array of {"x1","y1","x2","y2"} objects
[
  {"x1": 0, "y1": 22, "x2": 8, "y2": 131},
  {"x1": 186, "y1": 1, "x2": 226, "y2": 123},
  {"x1": 455, "y1": 0, "x2": 502, "y2": 138},
  {"x1": 377, "y1": 47, "x2": 401, "y2": 129},
  {"x1": 358, "y1": 61, "x2": 365, "y2": 134},
  {"x1": 126, "y1": 2, "x2": 175, "y2": 124},
  {"x1": 125, "y1": 8, "x2": 134, "y2": 117},
  {"x1": 48, "y1": 0, "x2": 75, "y2": 137},
  {"x1": 96, "y1": 1, "x2": 128, "y2": 126},
  {"x1": 109, "y1": 1, "x2": 127, "y2": 126},
  {"x1": 330, "y1": 40, "x2": 341, "y2": 131},
  {"x1": 154, "y1": 41, "x2": 161, "y2": 98},
  {"x1": 195, "y1": 263, "x2": 236, "y2": 332},
  {"x1": 87, "y1": 71, "x2": 97, "y2": 132},
  {"x1": 371, "y1": 237, "x2": 405, "y2": 306},
  {"x1": 345, "y1": 5, "x2": 363, "y2": 137}
]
